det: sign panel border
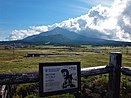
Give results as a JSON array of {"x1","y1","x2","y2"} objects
[{"x1": 39, "y1": 62, "x2": 81, "y2": 97}]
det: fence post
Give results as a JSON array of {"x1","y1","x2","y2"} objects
[
  {"x1": 108, "y1": 52, "x2": 122, "y2": 98},
  {"x1": 7, "y1": 85, "x2": 12, "y2": 98}
]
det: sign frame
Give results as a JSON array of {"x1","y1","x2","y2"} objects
[{"x1": 39, "y1": 62, "x2": 81, "y2": 97}]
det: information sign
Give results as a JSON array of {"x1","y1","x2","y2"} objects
[{"x1": 39, "y1": 62, "x2": 80, "y2": 97}]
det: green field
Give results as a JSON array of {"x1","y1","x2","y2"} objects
[
  {"x1": 0, "y1": 45, "x2": 131, "y2": 98},
  {"x1": 0, "y1": 45, "x2": 131, "y2": 73}
]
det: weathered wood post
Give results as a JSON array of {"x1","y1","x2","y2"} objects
[
  {"x1": 108, "y1": 52, "x2": 122, "y2": 98},
  {"x1": 7, "y1": 85, "x2": 12, "y2": 98}
]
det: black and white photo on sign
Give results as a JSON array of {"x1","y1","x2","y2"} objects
[
  {"x1": 43, "y1": 65, "x2": 78, "y2": 92},
  {"x1": 61, "y1": 68, "x2": 76, "y2": 89}
]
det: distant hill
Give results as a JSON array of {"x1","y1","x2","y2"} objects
[
  {"x1": 1, "y1": 27, "x2": 131, "y2": 46},
  {"x1": 22, "y1": 27, "x2": 102, "y2": 44},
  {"x1": 23, "y1": 27, "x2": 76, "y2": 44},
  {"x1": 22, "y1": 27, "x2": 131, "y2": 45},
  {"x1": 23, "y1": 27, "x2": 93, "y2": 43}
]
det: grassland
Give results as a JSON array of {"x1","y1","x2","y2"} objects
[
  {"x1": 0, "y1": 45, "x2": 131, "y2": 73},
  {"x1": 0, "y1": 45, "x2": 131, "y2": 98}
]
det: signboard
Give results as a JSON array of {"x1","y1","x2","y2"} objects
[{"x1": 39, "y1": 62, "x2": 80, "y2": 97}]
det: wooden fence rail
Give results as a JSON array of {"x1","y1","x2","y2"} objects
[
  {"x1": 0, "y1": 52, "x2": 131, "y2": 98},
  {"x1": 121, "y1": 67, "x2": 131, "y2": 76},
  {"x1": 0, "y1": 66, "x2": 111, "y2": 85},
  {"x1": 0, "y1": 72, "x2": 39, "y2": 85}
]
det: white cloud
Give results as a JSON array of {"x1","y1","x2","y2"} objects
[
  {"x1": 8, "y1": 0, "x2": 131, "y2": 42},
  {"x1": 80, "y1": 0, "x2": 113, "y2": 7},
  {"x1": 8, "y1": 29, "x2": 40, "y2": 40}
]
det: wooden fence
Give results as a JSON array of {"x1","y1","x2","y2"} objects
[{"x1": 0, "y1": 52, "x2": 131, "y2": 98}]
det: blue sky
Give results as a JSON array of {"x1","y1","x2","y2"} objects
[
  {"x1": 2, "y1": 0, "x2": 130, "y2": 42},
  {"x1": 0, "y1": 0, "x2": 90, "y2": 25},
  {"x1": 0, "y1": 0, "x2": 93, "y2": 40}
]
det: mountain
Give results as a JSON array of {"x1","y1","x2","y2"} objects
[
  {"x1": 1, "y1": 27, "x2": 130, "y2": 46},
  {"x1": 23, "y1": 27, "x2": 78, "y2": 44},
  {"x1": 21, "y1": 27, "x2": 131, "y2": 45},
  {"x1": 23, "y1": 27, "x2": 89, "y2": 44},
  {"x1": 22, "y1": 27, "x2": 107, "y2": 44}
]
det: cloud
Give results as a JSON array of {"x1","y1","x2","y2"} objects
[
  {"x1": 8, "y1": 29, "x2": 40, "y2": 41},
  {"x1": 8, "y1": 0, "x2": 131, "y2": 42},
  {"x1": 80, "y1": 0, "x2": 113, "y2": 7}
]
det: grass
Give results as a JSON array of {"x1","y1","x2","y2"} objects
[
  {"x1": 0, "y1": 45, "x2": 131, "y2": 98},
  {"x1": 0, "y1": 45, "x2": 130, "y2": 73},
  {"x1": 0, "y1": 46, "x2": 101, "y2": 72}
]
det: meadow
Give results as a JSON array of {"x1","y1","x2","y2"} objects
[{"x1": 0, "y1": 45, "x2": 131, "y2": 98}]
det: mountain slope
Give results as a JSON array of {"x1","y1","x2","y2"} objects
[
  {"x1": 21, "y1": 27, "x2": 131, "y2": 45},
  {"x1": 23, "y1": 27, "x2": 85, "y2": 43}
]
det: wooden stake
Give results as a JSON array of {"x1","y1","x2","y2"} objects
[{"x1": 108, "y1": 52, "x2": 122, "y2": 98}]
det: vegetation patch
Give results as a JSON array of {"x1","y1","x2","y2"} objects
[{"x1": 0, "y1": 45, "x2": 131, "y2": 97}]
